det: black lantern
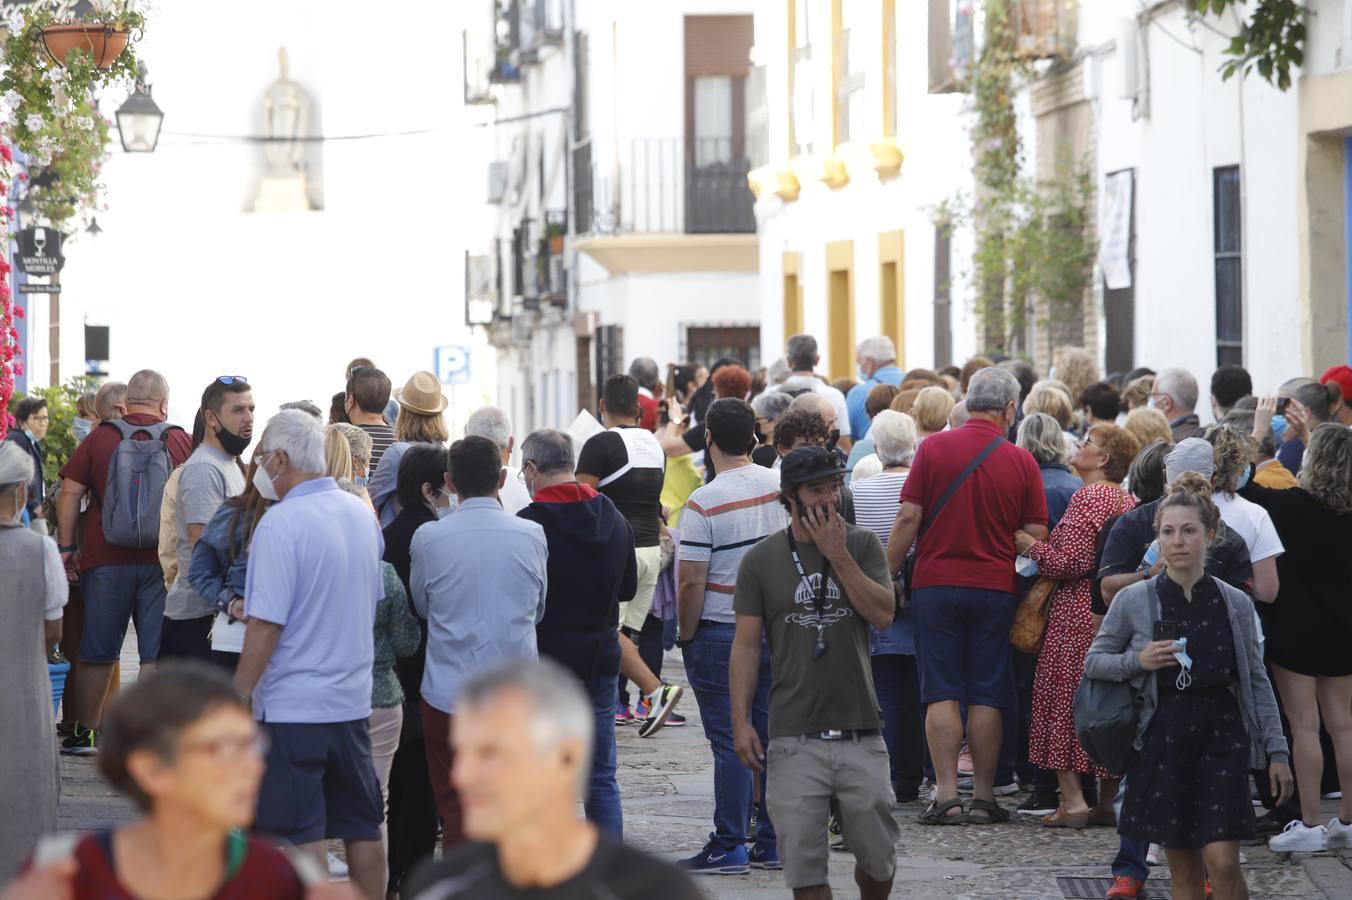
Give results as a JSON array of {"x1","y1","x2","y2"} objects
[{"x1": 115, "y1": 66, "x2": 163, "y2": 153}]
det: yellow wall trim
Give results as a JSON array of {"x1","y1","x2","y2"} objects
[
  {"x1": 879, "y1": 230, "x2": 905, "y2": 366},
  {"x1": 783, "y1": 250, "x2": 804, "y2": 337},
  {"x1": 826, "y1": 239, "x2": 855, "y2": 380}
]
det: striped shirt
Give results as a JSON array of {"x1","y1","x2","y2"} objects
[
  {"x1": 679, "y1": 463, "x2": 788, "y2": 623},
  {"x1": 360, "y1": 423, "x2": 397, "y2": 474},
  {"x1": 851, "y1": 471, "x2": 909, "y2": 546}
]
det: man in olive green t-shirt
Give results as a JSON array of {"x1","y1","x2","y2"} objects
[{"x1": 729, "y1": 446, "x2": 900, "y2": 898}]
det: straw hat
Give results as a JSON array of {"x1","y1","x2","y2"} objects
[{"x1": 395, "y1": 371, "x2": 448, "y2": 415}]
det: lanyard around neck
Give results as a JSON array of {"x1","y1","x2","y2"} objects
[{"x1": 785, "y1": 526, "x2": 832, "y2": 659}]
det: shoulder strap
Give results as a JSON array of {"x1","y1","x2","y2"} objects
[
  {"x1": 1145, "y1": 574, "x2": 1162, "y2": 622},
  {"x1": 915, "y1": 434, "x2": 1006, "y2": 547},
  {"x1": 106, "y1": 419, "x2": 179, "y2": 442}
]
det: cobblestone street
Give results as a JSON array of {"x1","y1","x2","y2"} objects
[{"x1": 54, "y1": 643, "x2": 1352, "y2": 899}]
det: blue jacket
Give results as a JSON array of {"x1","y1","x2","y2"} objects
[
  {"x1": 1039, "y1": 463, "x2": 1082, "y2": 530},
  {"x1": 188, "y1": 501, "x2": 252, "y2": 615},
  {"x1": 846, "y1": 366, "x2": 903, "y2": 440}
]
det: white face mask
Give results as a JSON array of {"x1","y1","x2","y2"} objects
[{"x1": 253, "y1": 457, "x2": 281, "y2": 502}]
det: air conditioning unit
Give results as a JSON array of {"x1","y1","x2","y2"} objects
[{"x1": 487, "y1": 161, "x2": 509, "y2": 203}]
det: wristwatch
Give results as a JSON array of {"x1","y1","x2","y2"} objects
[{"x1": 676, "y1": 637, "x2": 695, "y2": 650}]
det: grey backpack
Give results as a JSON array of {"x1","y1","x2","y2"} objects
[{"x1": 99, "y1": 419, "x2": 182, "y2": 548}]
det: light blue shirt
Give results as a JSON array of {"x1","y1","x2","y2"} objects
[
  {"x1": 411, "y1": 496, "x2": 549, "y2": 714},
  {"x1": 846, "y1": 365, "x2": 903, "y2": 441},
  {"x1": 244, "y1": 477, "x2": 384, "y2": 724}
]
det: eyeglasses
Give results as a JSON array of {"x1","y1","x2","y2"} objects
[
  {"x1": 216, "y1": 376, "x2": 248, "y2": 386},
  {"x1": 179, "y1": 732, "x2": 270, "y2": 764}
]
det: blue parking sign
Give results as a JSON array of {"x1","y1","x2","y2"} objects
[{"x1": 434, "y1": 345, "x2": 472, "y2": 385}]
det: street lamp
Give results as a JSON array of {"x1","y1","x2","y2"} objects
[{"x1": 115, "y1": 65, "x2": 163, "y2": 153}]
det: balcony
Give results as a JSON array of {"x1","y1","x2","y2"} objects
[
  {"x1": 575, "y1": 138, "x2": 755, "y2": 236},
  {"x1": 1010, "y1": 0, "x2": 1076, "y2": 62},
  {"x1": 572, "y1": 138, "x2": 757, "y2": 275}
]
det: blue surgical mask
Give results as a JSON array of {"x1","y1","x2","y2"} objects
[
  {"x1": 1269, "y1": 414, "x2": 1287, "y2": 441},
  {"x1": 1235, "y1": 464, "x2": 1252, "y2": 492},
  {"x1": 73, "y1": 418, "x2": 93, "y2": 442},
  {"x1": 354, "y1": 474, "x2": 369, "y2": 488}
]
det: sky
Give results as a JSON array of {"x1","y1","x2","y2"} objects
[{"x1": 28, "y1": 1, "x2": 497, "y2": 432}]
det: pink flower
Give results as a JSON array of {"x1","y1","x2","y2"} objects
[
  {"x1": 11, "y1": 306, "x2": 22, "y2": 319},
  {"x1": 12, "y1": 361, "x2": 23, "y2": 376}
]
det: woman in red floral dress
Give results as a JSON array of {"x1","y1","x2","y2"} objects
[{"x1": 1015, "y1": 424, "x2": 1141, "y2": 830}]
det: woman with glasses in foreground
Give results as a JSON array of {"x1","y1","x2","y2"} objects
[{"x1": 2, "y1": 663, "x2": 355, "y2": 899}]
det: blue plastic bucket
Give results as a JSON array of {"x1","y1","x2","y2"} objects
[{"x1": 49, "y1": 661, "x2": 71, "y2": 718}]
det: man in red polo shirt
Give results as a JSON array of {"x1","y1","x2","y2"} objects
[
  {"x1": 56, "y1": 369, "x2": 192, "y2": 755},
  {"x1": 887, "y1": 366, "x2": 1047, "y2": 825}
]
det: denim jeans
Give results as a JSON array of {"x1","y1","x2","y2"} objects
[
  {"x1": 684, "y1": 622, "x2": 776, "y2": 853},
  {"x1": 1111, "y1": 777, "x2": 1148, "y2": 882},
  {"x1": 871, "y1": 654, "x2": 924, "y2": 792},
  {"x1": 585, "y1": 672, "x2": 623, "y2": 839}
]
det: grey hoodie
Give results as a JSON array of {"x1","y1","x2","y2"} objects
[{"x1": 1084, "y1": 574, "x2": 1289, "y2": 769}]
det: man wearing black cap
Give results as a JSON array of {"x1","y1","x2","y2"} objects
[{"x1": 729, "y1": 446, "x2": 899, "y2": 899}]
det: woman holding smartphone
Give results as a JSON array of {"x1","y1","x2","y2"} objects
[{"x1": 1085, "y1": 474, "x2": 1293, "y2": 900}]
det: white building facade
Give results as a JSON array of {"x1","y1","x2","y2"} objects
[
  {"x1": 752, "y1": 0, "x2": 1352, "y2": 394},
  {"x1": 467, "y1": 0, "x2": 763, "y2": 433}
]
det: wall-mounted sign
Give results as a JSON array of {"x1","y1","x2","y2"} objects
[
  {"x1": 16, "y1": 226, "x2": 65, "y2": 275},
  {"x1": 434, "y1": 345, "x2": 472, "y2": 386},
  {"x1": 18, "y1": 282, "x2": 61, "y2": 294}
]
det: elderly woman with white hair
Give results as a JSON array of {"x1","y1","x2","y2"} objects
[
  {"x1": 849, "y1": 410, "x2": 925, "y2": 802},
  {"x1": 0, "y1": 440, "x2": 68, "y2": 879}
]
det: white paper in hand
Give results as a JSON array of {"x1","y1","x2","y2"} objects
[
  {"x1": 567, "y1": 409, "x2": 606, "y2": 448},
  {"x1": 210, "y1": 612, "x2": 246, "y2": 653}
]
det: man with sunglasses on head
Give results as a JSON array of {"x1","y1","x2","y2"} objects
[
  {"x1": 160, "y1": 377, "x2": 255, "y2": 662},
  {"x1": 730, "y1": 446, "x2": 899, "y2": 899}
]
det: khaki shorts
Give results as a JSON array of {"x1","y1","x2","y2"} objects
[
  {"x1": 766, "y1": 733, "x2": 900, "y2": 890},
  {"x1": 618, "y1": 544, "x2": 663, "y2": 633}
]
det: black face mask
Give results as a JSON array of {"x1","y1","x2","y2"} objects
[
  {"x1": 826, "y1": 429, "x2": 841, "y2": 451},
  {"x1": 754, "y1": 426, "x2": 766, "y2": 445},
  {"x1": 214, "y1": 421, "x2": 251, "y2": 457}
]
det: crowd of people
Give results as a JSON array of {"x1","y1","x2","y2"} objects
[{"x1": 0, "y1": 338, "x2": 1350, "y2": 900}]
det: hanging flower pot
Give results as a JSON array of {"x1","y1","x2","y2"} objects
[{"x1": 36, "y1": 23, "x2": 131, "y2": 69}]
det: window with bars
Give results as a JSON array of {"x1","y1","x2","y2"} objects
[
  {"x1": 934, "y1": 224, "x2": 953, "y2": 368},
  {"x1": 685, "y1": 326, "x2": 762, "y2": 371},
  {"x1": 792, "y1": 0, "x2": 814, "y2": 156},
  {"x1": 594, "y1": 325, "x2": 625, "y2": 408},
  {"x1": 1213, "y1": 166, "x2": 1243, "y2": 366},
  {"x1": 746, "y1": 63, "x2": 769, "y2": 169},
  {"x1": 835, "y1": 0, "x2": 867, "y2": 145}
]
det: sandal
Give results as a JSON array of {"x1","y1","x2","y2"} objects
[
  {"x1": 917, "y1": 797, "x2": 965, "y2": 825},
  {"x1": 962, "y1": 798, "x2": 1011, "y2": 825}
]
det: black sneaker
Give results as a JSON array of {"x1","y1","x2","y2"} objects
[
  {"x1": 1016, "y1": 793, "x2": 1058, "y2": 817},
  {"x1": 61, "y1": 724, "x2": 98, "y2": 756},
  {"x1": 1253, "y1": 810, "x2": 1290, "y2": 837},
  {"x1": 896, "y1": 783, "x2": 921, "y2": 803}
]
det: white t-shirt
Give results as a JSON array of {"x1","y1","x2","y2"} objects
[
  {"x1": 1213, "y1": 491, "x2": 1284, "y2": 563},
  {"x1": 779, "y1": 376, "x2": 853, "y2": 438}
]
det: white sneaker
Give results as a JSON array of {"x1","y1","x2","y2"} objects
[
  {"x1": 1327, "y1": 817, "x2": 1352, "y2": 850},
  {"x1": 326, "y1": 851, "x2": 349, "y2": 879},
  {"x1": 1145, "y1": 844, "x2": 1160, "y2": 866},
  {"x1": 1268, "y1": 820, "x2": 1327, "y2": 853},
  {"x1": 993, "y1": 782, "x2": 1020, "y2": 797},
  {"x1": 1322, "y1": 791, "x2": 1344, "y2": 800}
]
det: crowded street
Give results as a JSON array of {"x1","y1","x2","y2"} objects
[{"x1": 6, "y1": 2, "x2": 1352, "y2": 900}]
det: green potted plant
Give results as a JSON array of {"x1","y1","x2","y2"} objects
[{"x1": 0, "y1": 2, "x2": 146, "y2": 226}]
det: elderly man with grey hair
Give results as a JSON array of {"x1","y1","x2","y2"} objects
[
  {"x1": 1150, "y1": 367, "x2": 1202, "y2": 442},
  {"x1": 887, "y1": 366, "x2": 1048, "y2": 825},
  {"x1": 234, "y1": 409, "x2": 389, "y2": 898},
  {"x1": 629, "y1": 357, "x2": 664, "y2": 431},
  {"x1": 403, "y1": 659, "x2": 701, "y2": 899},
  {"x1": 466, "y1": 405, "x2": 531, "y2": 513},
  {"x1": 515, "y1": 428, "x2": 637, "y2": 839},
  {"x1": 780, "y1": 334, "x2": 853, "y2": 451},
  {"x1": 57, "y1": 368, "x2": 192, "y2": 757},
  {"x1": 847, "y1": 336, "x2": 902, "y2": 441}
]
